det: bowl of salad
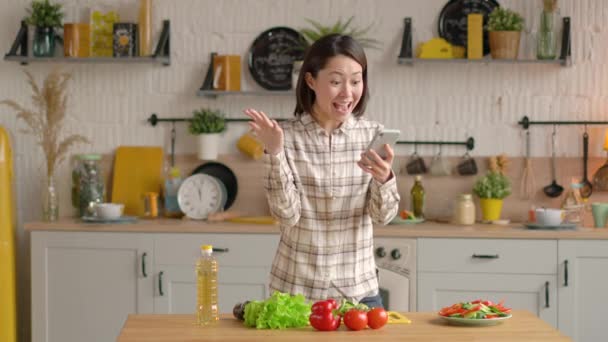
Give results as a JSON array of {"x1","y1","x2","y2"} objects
[{"x1": 438, "y1": 300, "x2": 512, "y2": 326}]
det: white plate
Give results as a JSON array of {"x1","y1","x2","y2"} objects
[
  {"x1": 524, "y1": 222, "x2": 576, "y2": 230},
  {"x1": 390, "y1": 217, "x2": 425, "y2": 225},
  {"x1": 439, "y1": 314, "x2": 512, "y2": 326},
  {"x1": 82, "y1": 216, "x2": 137, "y2": 223}
]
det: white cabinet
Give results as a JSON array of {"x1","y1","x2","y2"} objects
[
  {"x1": 153, "y1": 233, "x2": 279, "y2": 314},
  {"x1": 31, "y1": 231, "x2": 154, "y2": 342},
  {"x1": 558, "y1": 240, "x2": 608, "y2": 342},
  {"x1": 417, "y1": 238, "x2": 558, "y2": 328}
]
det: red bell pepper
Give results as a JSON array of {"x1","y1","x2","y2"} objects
[{"x1": 309, "y1": 299, "x2": 341, "y2": 331}]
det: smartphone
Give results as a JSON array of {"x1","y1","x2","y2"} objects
[{"x1": 366, "y1": 129, "x2": 401, "y2": 158}]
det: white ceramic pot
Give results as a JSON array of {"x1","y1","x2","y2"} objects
[
  {"x1": 535, "y1": 208, "x2": 563, "y2": 226},
  {"x1": 94, "y1": 203, "x2": 124, "y2": 219},
  {"x1": 197, "y1": 133, "x2": 221, "y2": 160}
]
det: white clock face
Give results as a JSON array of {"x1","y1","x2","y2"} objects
[{"x1": 177, "y1": 174, "x2": 226, "y2": 220}]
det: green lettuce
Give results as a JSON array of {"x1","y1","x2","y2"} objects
[{"x1": 243, "y1": 291, "x2": 312, "y2": 329}]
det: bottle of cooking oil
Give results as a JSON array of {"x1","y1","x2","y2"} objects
[
  {"x1": 196, "y1": 245, "x2": 219, "y2": 325},
  {"x1": 411, "y1": 175, "x2": 425, "y2": 219}
]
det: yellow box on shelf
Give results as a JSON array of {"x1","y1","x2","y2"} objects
[
  {"x1": 467, "y1": 14, "x2": 483, "y2": 59},
  {"x1": 416, "y1": 38, "x2": 464, "y2": 59},
  {"x1": 213, "y1": 55, "x2": 241, "y2": 91}
]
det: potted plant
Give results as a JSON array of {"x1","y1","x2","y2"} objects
[
  {"x1": 486, "y1": 7, "x2": 524, "y2": 59},
  {"x1": 473, "y1": 171, "x2": 512, "y2": 221},
  {"x1": 189, "y1": 108, "x2": 226, "y2": 160},
  {"x1": 25, "y1": 0, "x2": 64, "y2": 57},
  {"x1": 292, "y1": 16, "x2": 381, "y2": 89}
]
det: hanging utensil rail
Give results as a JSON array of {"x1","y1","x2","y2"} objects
[
  {"x1": 519, "y1": 116, "x2": 608, "y2": 129},
  {"x1": 396, "y1": 137, "x2": 475, "y2": 151},
  {"x1": 149, "y1": 113, "x2": 475, "y2": 151},
  {"x1": 148, "y1": 113, "x2": 288, "y2": 126}
]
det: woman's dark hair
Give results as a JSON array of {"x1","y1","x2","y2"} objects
[{"x1": 293, "y1": 34, "x2": 369, "y2": 118}]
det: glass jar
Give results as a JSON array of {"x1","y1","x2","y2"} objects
[
  {"x1": 42, "y1": 174, "x2": 59, "y2": 221},
  {"x1": 77, "y1": 154, "x2": 104, "y2": 217},
  {"x1": 537, "y1": 10, "x2": 559, "y2": 60},
  {"x1": 454, "y1": 194, "x2": 475, "y2": 225}
]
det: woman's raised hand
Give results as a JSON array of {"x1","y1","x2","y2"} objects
[{"x1": 244, "y1": 108, "x2": 284, "y2": 155}]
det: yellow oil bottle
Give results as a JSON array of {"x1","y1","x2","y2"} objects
[
  {"x1": 0, "y1": 126, "x2": 17, "y2": 342},
  {"x1": 196, "y1": 245, "x2": 219, "y2": 325}
]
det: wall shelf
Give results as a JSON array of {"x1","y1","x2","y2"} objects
[
  {"x1": 197, "y1": 90, "x2": 294, "y2": 99},
  {"x1": 4, "y1": 20, "x2": 171, "y2": 66},
  {"x1": 397, "y1": 17, "x2": 572, "y2": 67}
]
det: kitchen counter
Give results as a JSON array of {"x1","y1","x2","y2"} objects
[
  {"x1": 117, "y1": 310, "x2": 570, "y2": 341},
  {"x1": 24, "y1": 218, "x2": 608, "y2": 239}
]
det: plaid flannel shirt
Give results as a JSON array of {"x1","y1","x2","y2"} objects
[{"x1": 264, "y1": 113, "x2": 400, "y2": 302}]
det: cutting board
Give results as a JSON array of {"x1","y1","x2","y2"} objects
[{"x1": 111, "y1": 146, "x2": 163, "y2": 216}]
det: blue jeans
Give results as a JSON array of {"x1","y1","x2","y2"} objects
[{"x1": 360, "y1": 292, "x2": 384, "y2": 309}]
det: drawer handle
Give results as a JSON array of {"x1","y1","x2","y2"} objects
[
  {"x1": 563, "y1": 260, "x2": 569, "y2": 287},
  {"x1": 213, "y1": 247, "x2": 229, "y2": 253},
  {"x1": 472, "y1": 254, "x2": 499, "y2": 259},
  {"x1": 159, "y1": 271, "x2": 164, "y2": 296},
  {"x1": 545, "y1": 281, "x2": 550, "y2": 308},
  {"x1": 142, "y1": 252, "x2": 148, "y2": 278}
]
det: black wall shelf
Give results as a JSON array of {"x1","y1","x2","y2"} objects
[
  {"x1": 397, "y1": 17, "x2": 571, "y2": 67},
  {"x1": 197, "y1": 90, "x2": 294, "y2": 99},
  {"x1": 4, "y1": 20, "x2": 171, "y2": 66}
]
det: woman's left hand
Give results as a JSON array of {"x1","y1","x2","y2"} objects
[{"x1": 357, "y1": 144, "x2": 395, "y2": 184}]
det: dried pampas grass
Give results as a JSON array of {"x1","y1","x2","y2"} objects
[
  {"x1": 1, "y1": 69, "x2": 90, "y2": 178},
  {"x1": 543, "y1": 0, "x2": 558, "y2": 12}
]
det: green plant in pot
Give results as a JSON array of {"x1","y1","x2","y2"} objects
[
  {"x1": 189, "y1": 108, "x2": 226, "y2": 160},
  {"x1": 486, "y1": 7, "x2": 524, "y2": 59},
  {"x1": 473, "y1": 171, "x2": 512, "y2": 222},
  {"x1": 25, "y1": 0, "x2": 64, "y2": 57},
  {"x1": 291, "y1": 16, "x2": 381, "y2": 89}
]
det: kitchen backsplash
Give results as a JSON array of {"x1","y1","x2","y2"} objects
[{"x1": 92, "y1": 153, "x2": 608, "y2": 225}]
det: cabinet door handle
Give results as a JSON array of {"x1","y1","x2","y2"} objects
[
  {"x1": 142, "y1": 252, "x2": 148, "y2": 278},
  {"x1": 545, "y1": 281, "x2": 550, "y2": 308},
  {"x1": 564, "y1": 260, "x2": 569, "y2": 287},
  {"x1": 159, "y1": 271, "x2": 164, "y2": 296},
  {"x1": 472, "y1": 254, "x2": 499, "y2": 259},
  {"x1": 212, "y1": 247, "x2": 229, "y2": 253}
]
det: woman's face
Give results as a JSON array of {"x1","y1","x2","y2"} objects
[{"x1": 305, "y1": 55, "x2": 364, "y2": 124}]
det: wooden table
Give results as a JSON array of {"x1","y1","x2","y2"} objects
[{"x1": 117, "y1": 310, "x2": 570, "y2": 341}]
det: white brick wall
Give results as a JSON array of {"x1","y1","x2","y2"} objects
[{"x1": 1, "y1": 1, "x2": 607, "y2": 340}]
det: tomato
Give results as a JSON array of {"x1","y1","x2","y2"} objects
[
  {"x1": 343, "y1": 309, "x2": 368, "y2": 331},
  {"x1": 367, "y1": 308, "x2": 388, "y2": 329}
]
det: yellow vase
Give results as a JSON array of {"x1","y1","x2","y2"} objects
[{"x1": 479, "y1": 198, "x2": 503, "y2": 221}]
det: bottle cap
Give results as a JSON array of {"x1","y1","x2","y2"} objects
[
  {"x1": 201, "y1": 245, "x2": 213, "y2": 251},
  {"x1": 169, "y1": 167, "x2": 181, "y2": 178},
  {"x1": 460, "y1": 194, "x2": 472, "y2": 200},
  {"x1": 415, "y1": 175, "x2": 422, "y2": 181}
]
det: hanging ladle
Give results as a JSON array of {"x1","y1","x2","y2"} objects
[
  {"x1": 544, "y1": 126, "x2": 564, "y2": 198},
  {"x1": 580, "y1": 128, "x2": 593, "y2": 198}
]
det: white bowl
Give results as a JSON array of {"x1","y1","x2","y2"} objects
[
  {"x1": 94, "y1": 203, "x2": 124, "y2": 220},
  {"x1": 535, "y1": 208, "x2": 563, "y2": 226}
]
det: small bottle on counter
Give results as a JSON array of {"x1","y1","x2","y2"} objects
[
  {"x1": 196, "y1": 245, "x2": 219, "y2": 325},
  {"x1": 411, "y1": 175, "x2": 425, "y2": 219},
  {"x1": 453, "y1": 194, "x2": 475, "y2": 225}
]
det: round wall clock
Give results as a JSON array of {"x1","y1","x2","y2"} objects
[
  {"x1": 438, "y1": 0, "x2": 500, "y2": 56},
  {"x1": 177, "y1": 174, "x2": 227, "y2": 220},
  {"x1": 248, "y1": 26, "x2": 306, "y2": 90}
]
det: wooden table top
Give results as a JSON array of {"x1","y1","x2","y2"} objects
[{"x1": 117, "y1": 310, "x2": 570, "y2": 341}]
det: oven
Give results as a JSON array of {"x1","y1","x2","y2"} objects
[{"x1": 374, "y1": 238, "x2": 416, "y2": 312}]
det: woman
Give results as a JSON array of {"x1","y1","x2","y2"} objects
[{"x1": 244, "y1": 34, "x2": 399, "y2": 308}]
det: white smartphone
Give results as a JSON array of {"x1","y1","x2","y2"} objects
[{"x1": 366, "y1": 129, "x2": 401, "y2": 158}]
